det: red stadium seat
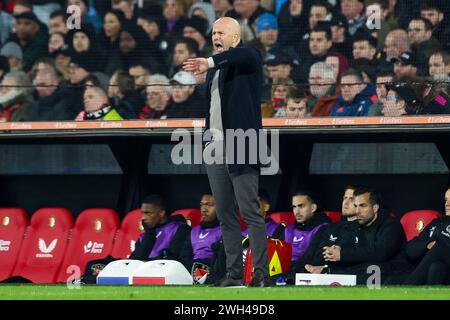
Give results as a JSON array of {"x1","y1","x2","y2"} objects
[
  {"x1": 400, "y1": 210, "x2": 442, "y2": 241},
  {"x1": 324, "y1": 211, "x2": 342, "y2": 223},
  {"x1": 111, "y1": 209, "x2": 144, "y2": 259},
  {"x1": 0, "y1": 208, "x2": 29, "y2": 281},
  {"x1": 171, "y1": 209, "x2": 201, "y2": 228},
  {"x1": 269, "y1": 212, "x2": 295, "y2": 226},
  {"x1": 55, "y1": 208, "x2": 120, "y2": 283},
  {"x1": 13, "y1": 208, "x2": 74, "y2": 283}
]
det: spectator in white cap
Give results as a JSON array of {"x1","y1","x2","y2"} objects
[
  {"x1": 166, "y1": 71, "x2": 208, "y2": 118},
  {"x1": 0, "y1": 42, "x2": 23, "y2": 71}
]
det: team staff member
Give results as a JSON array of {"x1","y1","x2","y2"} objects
[{"x1": 183, "y1": 17, "x2": 269, "y2": 287}]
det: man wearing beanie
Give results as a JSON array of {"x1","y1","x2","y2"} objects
[
  {"x1": 183, "y1": 16, "x2": 213, "y2": 57},
  {"x1": 8, "y1": 11, "x2": 48, "y2": 71},
  {"x1": 248, "y1": 13, "x2": 283, "y2": 61},
  {"x1": 0, "y1": 42, "x2": 23, "y2": 71}
]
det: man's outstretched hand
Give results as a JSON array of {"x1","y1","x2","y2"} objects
[{"x1": 183, "y1": 58, "x2": 209, "y2": 75}]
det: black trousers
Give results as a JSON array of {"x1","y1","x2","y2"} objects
[{"x1": 404, "y1": 242, "x2": 450, "y2": 285}]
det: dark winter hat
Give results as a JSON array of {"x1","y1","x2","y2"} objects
[
  {"x1": 390, "y1": 51, "x2": 419, "y2": 67},
  {"x1": 14, "y1": 11, "x2": 41, "y2": 25},
  {"x1": 183, "y1": 16, "x2": 208, "y2": 39},
  {"x1": 70, "y1": 51, "x2": 97, "y2": 73},
  {"x1": 386, "y1": 82, "x2": 420, "y2": 107}
]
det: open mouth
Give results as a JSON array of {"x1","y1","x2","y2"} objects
[{"x1": 214, "y1": 43, "x2": 223, "y2": 50}]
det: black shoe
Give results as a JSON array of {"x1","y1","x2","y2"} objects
[
  {"x1": 248, "y1": 270, "x2": 270, "y2": 287},
  {"x1": 218, "y1": 274, "x2": 243, "y2": 287}
]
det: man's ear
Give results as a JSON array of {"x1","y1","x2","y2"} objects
[
  {"x1": 373, "y1": 204, "x2": 380, "y2": 214},
  {"x1": 312, "y1": 203, "x2": 318, "y2": 214}
]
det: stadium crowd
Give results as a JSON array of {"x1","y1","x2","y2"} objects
[{"x1": 0, "y1": 0, "x2": 448, "y2": 121}]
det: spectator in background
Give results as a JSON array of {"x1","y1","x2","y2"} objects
[
  {"x1": 391, "y1": 51, "x2": 420, "y2": 76},
  {"x1": 368, "y1": 71, "x2": 395, "y2": 116},
  {"x1": 249, "y1": 13, "x2": 285, "y2": 62},
  {"x1": 188, "y1": 2, "x2": 216, "y2": 35},
  {"x1": 297, "y1": 23, "x2": 333, "y2": 84},
  {"x1": 163, "y1": 0, "x2": 188, "y2": 37},
  {"x1": 138, "y1": 74, "x2": 172, "y2": 119},
  {"x1": 75, "y1": 86, "x2": 123, "y2": 121},
  {"x1": 341, "y1": 0, "x2": 366, "y2": 35},
  {"x1": 383, "y1": 81, "x2": 419, "y2": 116},
  {"x1": 98, "y1": 9, "x2": 126, "y2": 71},
  {"x1": 0, "y1": 71, "x2": 34, "y2": 122},
  {"x1": 10, "y1": 11, "x2": 49, "y2": 71},
  {"x1": 166, "y1": 71, "x2": 207, "y2": 118},
  {"x1": 225, "y1": 0, "x2": 268, "y2": 37},
  {"x1": 331, "y1": 68, "x2": 376, "y2": 116},
  {"x1": 49, "y1": 10, "x2": 68, "y2": 35},
  {"x1": 106, "y1": 21, "x2": 164, "y2": 76},
  {"x1": 0, "y1": 7, "x2": 14, "y2": 45},
  {"x1": 112, "y1": 0, "x2": 136, "y2": 21},
  {"x1": 352, "y1": 31, "x2": 377, "y2": 61},
  {"x1": 274, "y1": 86, "x2": 309, "y2": 118},
  {"x1": 308, "y1": 62, "x2": 340, "y2": 117},
  {"x1": 48, "y1": 32, "x2": 65, "y2": 54},
  {"x1": 183, "y1": 16, "x2": 213, "y2": 57},
  {"x1": 108, "y1": 70, "x2": 145, "y2": 119},
  {"x1": 330, "y1": 13, "x2": 353, "y2": 61},
  {"x1": 298, "y1": 1, "x2": 332, "y2": 57},
  {"x1": 263, "y1": 51, "x2": 296, "y2": 101},
  {"x1": 408, "y1": 17, "x2": 442, "y2": 60},
  {"x1": 420, "y1": 1, "x2": 450, "y2": 51},
  {"x1": 211, "y1": 0, "x2": 232, "y2": 19},
  {"x1": 383, "y1": 28, "x2": 410, "y2": 66},
  {"x1": 28, "y1": 58, "x2": 76, "y2": 121},
  {"x1": 325, "y1": 52, "x2": 350, "y2": 82},
  {"x1": 169, "y1": 37, "x2": 199, "y2": 77},
  {"x1": 129, "y1": 63, "x2": 151, "y2": 97},
  {"x1": 13, "y1": 0, "x2": 32, "y2": 16},
  {"x1": 261, "y1": 77, "x2": 294, "y2": 117},
  {"x1": 52, "y1": 46, "x2": 71, "y2": 79},
  {"x1": 364, "y1": 0, "x2": 397, "y2": 50},
  {"x1": 0, "y1": 42, "x2": 24, "y2": 71},
  {"x1": 277, "y1": 0, "x2": 308, "y2": 49},
  {"x1": 429, "y1": 51, "x2": 450, "y2": 79},
  {"x1": 138, "y1": 14, "x2": 169, "y2": 68}
]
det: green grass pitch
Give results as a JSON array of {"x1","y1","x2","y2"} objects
[{"x1": 0, "y1": 285, "x2": 449, "y2": 300}]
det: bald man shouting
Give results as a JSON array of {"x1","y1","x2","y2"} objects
[{"x1": 184, "y1": 17, "x2": 269, "y2": 287}]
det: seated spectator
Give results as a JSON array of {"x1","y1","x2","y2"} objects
[
  {"x1": 428, "y1": 51, "x2": 450, "y2": 79},
  {"x1": 321, "y1": 186, "x2": 408, "y2": 284},
  {"x1": 263, "y1": 51, "x2": 297, "y2": 101},
  {"x1": 383, "y1": 74, "x2": 424, "y2": 116},
  {"x1": 166, "y1": 71, "x2": 207, "y2": 119},
  {"x1": 417, "y1": 77, "x2": 450, "y2": 114},
  {"x1": 368, "y1": 71, "x2": 394, "y2": 116},
  {"x1": 129, "y1": 63, "x2": 151, "y2": 98},
  {"x1": 307, "y1": 62, "x2": 339, "y2": 117},
  {"x1": 274, "y1": 86, "x2": 308, "y2": 118},
  {"x1": 106, "y1": 21, "x2": 163, "y2": 77},
  {"x1": 48, "y1": 32, "x2": 66, "y2": 55},
  {"x1": 211, "y1": 0, "x2": 233, "y2": 19},
  {"x1": 169, "y1": 37, "x2": 199, "y2": 77},
  {"x1": 75, "y1": 86, "x2": 123, "y2": 121},
  {"x1": 9, "y1": 11, "x2": 49, "y2": 71},
  {"x1": 139, "y1": 74, "x2": 172, "y2": 119},
  {"x1": 391, "y1": 51, "x2": 423, "y2": 77},
  {"x1": 0, "y1": 7, "x2": 14, "y2": 45},
  {"x1": 98, "y1": 10, "x2": 126, "y2": 74},
  {"x1": 341, "y1": 0, "x2": 366, "y2": 36},
  {"x1": 137, "y1": 13, "x2": 169, "y2": 71},
  {"x1": 277, "y1": 0, "x2": 308, "y2": 50},
  {"x1": 184, "y1": 191, "x2": 226, "y2": 285},
  {"x1": 0, "y1": 71, "x2": 33, "y2": 122},
  {"x1": 188, "y1": 2, "x2": 216, "y2": 35},
  {"x1": 284, "y1": 191, "x2": 331, "y2": 269},
  {"x1": 52, "y1": 46, "x2": 71, "y2": 79},
  {"x1": 28, "y1": 58, "x2": 78, "y2": 121},
  {"x1": 225, "y1": 0, "x2": 268, "y2": 38},
  {"x1": 408, "y1": 17, "x2": 442, "y2": 60},
  {"x1": 49, "y1": 10, "x2": 68, "y2": 35},
  {"x1": 183, "y1": 16, "x2": 213, "y2": 58},
  {"x1": 0, "y1": 42, "x2": 23, "y2": 72},
  {"x1": 364, "y1": 0, "x2": 397, "y2": 49},
  {"x1": 108, "y1": 70, "x2": 144, "y2": 119},
  {"x1": 420, "y1": 1, "x2": 450, "y2": 51},
  {"x1": 248, "y1": 13, "x2": 283, "y2": 62},
  {"x1": 163, "y1": 0, "x2": 188, "y2": 38},
  {"x1": 261, "y1": 77, "x2": 294, "y2": 117},
  {"x1": 325, "y1": 52, "x2": 349, "y2": 82},
  {"x1": 331, "y1": 68, "x2": 376, "y2": 116},
  {"x1": 330, "y1": 13, "x2": 353, "y2": 61},
  {"x1": 112, "y1": 0, "x2": 136, "y2": 21},
  {"x1": 404, "y1": 187, "x2": 450, "y2": 285},
  {"x1": 67, "y1": 0, "x2": 102, "y2": 33},
  {"x1": 82, "y1": 194, "x2": 191, "y2": 284}
]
